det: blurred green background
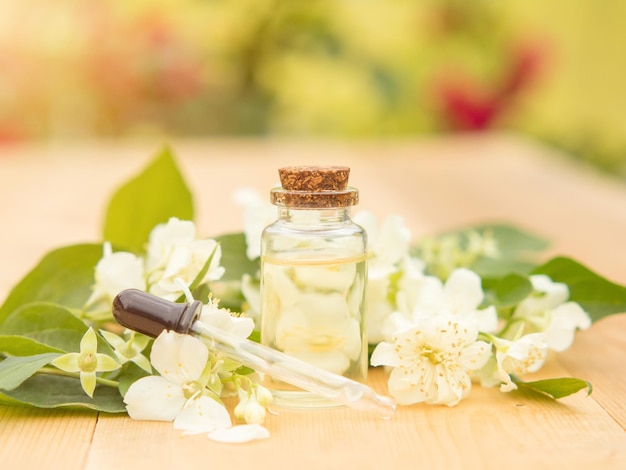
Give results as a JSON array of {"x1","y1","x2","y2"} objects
[{"x1": 1, "y1": 0, "x2": 624, "y2": 175}]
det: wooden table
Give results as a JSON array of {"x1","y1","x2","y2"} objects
[{"x1": 1, "y1": 134, "x2": 625, "y2": 469}]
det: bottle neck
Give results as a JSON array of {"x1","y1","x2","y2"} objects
[{"x1": 277, "y1": 206, "x2": 351, "y2": 225}]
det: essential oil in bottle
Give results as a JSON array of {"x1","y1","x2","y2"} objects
[{"x1": 260, "y1": 166, "x2": 368, "y2": 407}]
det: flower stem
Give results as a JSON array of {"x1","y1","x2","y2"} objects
[{"x1": 38, "y1": 366, "x2": 120, "y2": 388}]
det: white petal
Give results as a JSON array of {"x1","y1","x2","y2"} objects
[
  {"x1": 474, "y1": 306, "x2": 499, "y2": 333},
  {"x1": 387, "y1": 367, "x2": 430, "y2": 405},
  {"x1": 124, "y1": 376, "x2": 185, "y2": 421},
  {"x1": 381, "y1": 312, "x2": 414, "y2": 341},
  {"x1": 410, "y1": 276, "x2": 445, "y2": 318},
  {"x1": 494, "y1": 351, "x2": 517, "y2": 392},
  {"x1": 92, "y1": 251, "x2": 146, "y2": 301},
  {"x1": 378, "y1": 215, "x2": 411, "y2": 265},
  {"x1": 502, "y1": 333, "x2": 547, "y2": 374},
  {"x1": 430, "y1": 366, "x2": 468, "y2": 406},
  {"x1": 443, "y1": 268, "x2": 484, "y2": 313},
  {"x1": 208, "y1": 424, "x2": 270, "y2": 443},
  {"x1": 199, "y1": 304, "x2": 255, "y2": 339},
  {"x1": 545, "y1": 302, "x2": 590, "y2": 351},
  {"x1": 531, "y1": 275, "x2": 569, "y2": 303},
  {"x1": 457, "y1": 341, "x2": 491, "y2": 371},
  {"x1": 173, "y1": 396, "x2": 232, "y2": 434},
  {"x1": 370, "y1": 342, "x2": 400, "y2": 368},
  {"x1": 150, "y1": 331, "x2": 209, "y2": 384},
  {"x1": 515, "y1": 275, "x2": 569, "y2": 318}
]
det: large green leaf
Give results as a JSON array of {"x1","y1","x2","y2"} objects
[
  {"x1": 472, "y1": 223, "x2": 550, "y2": 256},
  {"x1": 102, "y1": 146, "x2": 194, "y2": 253},
  {"x1": 0, "y1": 374, "x2": 126, "y2": 412},
  {"x1": 0, "y1": 244, "x2": 102, "y2": 324},
  {"x1": 533, "y1": 257, "x2": 626, "y2": 322},
  {"x1": 0, "y1": 303, "x2": 88, "y2": 352},
  {"x1": 482, "y1": 273, "x2": 533, "y2": 308},
  {"x1": 0, "y1": 335, "x2": 66, "y2": 356},
  {"x1": 472, "y1": 224, "x2": 549, "y2": 277},
  {"x1": 514, "y1": 376, "x2": 592, "y2": 399},
  {"x1": 0, "y1": 353, "x2": 61, "y2": 391}
]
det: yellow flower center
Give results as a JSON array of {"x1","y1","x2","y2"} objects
[
  {"x1": 421, "y1": 346, "x2": 444, "y2": 365},
  {"x1": 182, "y1": 381, "x2": 202, "y2": 400},
  {"x1": 78, "y1": 352, "x2": 98, "y2": 372}
]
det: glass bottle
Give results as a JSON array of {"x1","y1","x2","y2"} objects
[{"x1": 260, "y1": 166, "x2": 368, "y2": 407}]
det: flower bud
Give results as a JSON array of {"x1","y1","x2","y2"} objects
[
  {"x1": 234, "y1": 388, "x2": 250, "y2": 421},
  {"x1": 254, "y1": 385, "x2": 273, "y2": 407},
  {"x1": 243, "y1": 395, "x2": 266, "y2": 425}
]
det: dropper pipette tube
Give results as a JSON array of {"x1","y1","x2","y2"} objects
[{"x1": 112, "y1": 289, "x2": 396, "y2": 419}]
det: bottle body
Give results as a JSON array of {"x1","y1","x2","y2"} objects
[{"x1": 260, "y1": 207, "x2": 368, "y2": 407}]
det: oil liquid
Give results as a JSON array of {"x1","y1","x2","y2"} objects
[{"x1": 260, "y1": 253, "x2": 368, "y2": 407}]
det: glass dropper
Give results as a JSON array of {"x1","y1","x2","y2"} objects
[{"x1": 112, "y1": 289, "x2": 396, "y2": 419}]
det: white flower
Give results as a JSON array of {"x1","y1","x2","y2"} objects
[
  {"x1": 199, "y1": 297, "x2": 255, "y2": 339},
  {"x1": 511, "y1": 275, "x2": 591, "y2": 351},
  {"x1": 394, "y1": 268, "x2": 498, "y2": 334},
  {"x1": 86, "y1": 242, "x2": 146, "y2": 307},
  {"x1": 371, "y1": 316, "x2": 490, "y2": 406},
  {"x1": 513, "y1": 275, "x2": 569, "y2": 329},
  {"x1": 481, "y1": 333, "x2": 548, "y2": 392},
  {"x1": 124, "y1": 330, "x2": 231, "y2": 434},
  {"x1": 146, "y1": 218, "x2": 225, "y2": 300}
]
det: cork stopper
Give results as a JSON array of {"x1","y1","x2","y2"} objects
[{"x1": 271, "y1": 166, "x2": 359, "y2": 208}]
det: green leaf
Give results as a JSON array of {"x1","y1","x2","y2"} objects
[
  {"x1": 474, "y1": 224, "x2": 549, "y2": 256},
  {"x1": 514, "y1": 377, "x2": 592, "y2": 399},
  {"x1": 0, "y1": 244, "x2": 102, "y2": 325},
  {"x1": 0, "y1": 374, "x2": 126, "y2": 412},
  {"x1": 472, "y1": 257, "x2": 539, "y2": 278},
  {"x1": 0, "y1": 353, "x2": 61, "y2": 390},
  {"x1": 482, "y1": 274, "x2": 533, "y2": 308},
  {"x1": 0, "y1": 303, "x2": 88, "y2": 353},
  {"x1": 102, "y1": 146, "x2": 194, "y2": 253},
  {"x1": 533, "y1": 256, "x2": 626, "y2": 322},
  {"x1": 0, "y1": 335, "x2": 66, "y2": 356},
  {"x1": 473, "y1": 224, "x2": 549, "y2": 277},
  {"x1": 215, "y1": 232, "x2": 260, "y2": 281}
]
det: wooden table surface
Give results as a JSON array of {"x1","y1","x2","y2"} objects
[{"x1": 1, "y1": 134, "x2": 625, "y2": 469}]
